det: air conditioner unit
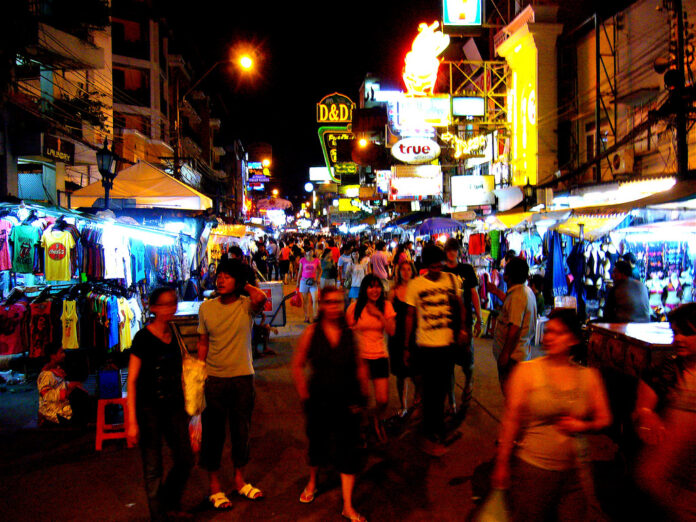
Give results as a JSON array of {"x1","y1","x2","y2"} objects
[{"x1": 610, "y1": 150, "x2": 634, "y2": 175}]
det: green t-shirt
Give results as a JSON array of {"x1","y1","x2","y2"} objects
[{"x1": 10, "y1": 225, "x2": 41, "y2": 273}]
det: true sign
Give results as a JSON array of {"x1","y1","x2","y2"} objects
[{"x1": 391, "y1": 137, "x2": 441, "y2": 164}]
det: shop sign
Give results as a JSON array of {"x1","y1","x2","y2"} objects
[
  {"x1": 451, "y1": 175, "x2": 495, "y2": 206},
  {"x1": 43, "y1": 135, "x2": 74, "y2": 165},
  {"x1": 441, "y1": 132, "x2": 488, "y2": 158},
  {"x1": 452, "y1": 210, "x2": 477, "y2": 221},
  {"x1": 389, "y1": 170, "x2": 443, "y2": 201},
  {"x1": 403, "y1": 21, "x2": 450, "y2": 96},
  {"x1": 443, "y1": 0, "x2": 483, "y2": 28},
  {"x1": 309, "y1": 166, "x2": 332, "y2": 181},
  {"x1": 339, "y1": 184, "x2": 360, "y2": 197},
  {"x1": 452, "y1": 96, "x2": 485, "y2": 117},
  {"x1": 392, "y1": 164, "x2": 441, "y2": 179},
  {"x1": 391, "y1": 137, "x2": 441, "y2": 164},
  {"x1": 375, "y1": 169, "x2": 391, "y2": 194},
  {"x1": 359, "y1": 186, "x2": 377, "y2": 200},
  {"x1": 317, "y1": 126, "x2": 356, "y2": 182},
  {"x1": 338, "y1": 198, "x2": 361, "y2": 212},
  {"x1": 316, "y1": 93, "x2": 355, "y2": 123},
  {"x1": 389, "y1": 95, "x2": 451, "y2": 132}
]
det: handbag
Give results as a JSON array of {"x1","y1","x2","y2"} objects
[
  {"x1": 305, "y1": 278, "x2": 316, "y2": 287},
  {"x1": 173, "y1": 326, "x2": 207, "y2": 417}
]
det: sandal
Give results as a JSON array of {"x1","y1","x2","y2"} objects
[
  {"x1": 299, "y1": 487, "x2": 316, "y2": 503},
  {"x1": 237, "y1": 483, "x2": 263, "y2": 500},
  {"x1": 208, "y1": 492, "x2": 232, "y2": 510},
  {"x1": 341, "y1": 510, "x2": 368, "y2": 521}
]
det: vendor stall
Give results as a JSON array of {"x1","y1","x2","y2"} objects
[{"x1": 588, "y1": 322, "x2": 674, "y2": 444}]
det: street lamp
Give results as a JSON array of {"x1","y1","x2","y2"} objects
[
  {"x1": 272, "y1": 188, "x2": 279, "y2": 197},
  {"x1": 96, "y1": 138, "x2": 117, "y2": 210}
]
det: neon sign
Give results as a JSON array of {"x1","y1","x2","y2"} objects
[
  {"x1": 317, "y1": 93, "x2": 355, "y2": 123},
  {"x1": 441, "y1": 132, "x2": 488, "y2": 158},
  {"x1": 403, "y1": 22, "x2": 450, "y2": 96}
]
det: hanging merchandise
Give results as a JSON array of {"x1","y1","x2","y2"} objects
[
  {"x1": 102, "y1": 225, "x2": 132, "y2": 285},
  {"x1": 489, "y1": 230, "x2": 501, "y2": 261},
  {"x1": 117, "y1": 296, "x2": 134, "y2": 351},
  {"x1": 130, "y1": 238, "x2": 146, "y2": 283},
  {"x1": 61, "y1": 299, "x2": 79, "y2": 350},
  {"x1": 41, "y1": 228, "x2": 76, "y2": 281},
  {"x1": 0, "y1": 298, "x2": 29, "y2": 355},
  {"x1": 11, "y1": 223, "x2": 41, "y2": 274},
  {"x1": 29, "y1": 300, "x2": 53, "y2": 358},
  {"x1": 544, "y1": 231, "x2": 569, "y2": 299}
]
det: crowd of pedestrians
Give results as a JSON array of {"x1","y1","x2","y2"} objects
[{"x1": 117, "y1": 232, "x2": 695, "y2": 521}]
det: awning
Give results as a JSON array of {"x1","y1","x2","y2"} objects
[
  {"x1": 554, "y1": 213, "x2": 629, "y2": 241},
  {"x1": 70, "y1": 161, "x2": 213, "y2": 210},
  {"x1": 489, "y1": 211, "x2": 533, "y2": 229},
  {"x1": 570, "y1": 179, "x2": 696, "y2": 214},
  {"x1": 211, "y1": 224, "x2": 248, "y2": 238}
]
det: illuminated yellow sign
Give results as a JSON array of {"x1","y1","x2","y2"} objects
[
  {"x1": 317, "y1": 93, "x2": 355, "y2": 123},
  {"x1": 403, "y1": 21, "x2": 450, "y2": 96},
  {"x1": 497, "y1": 29, "x2": 538, "y2": 186},
  {"x1": 441, "y1": 132, "x2": 488, "y2": 158}
]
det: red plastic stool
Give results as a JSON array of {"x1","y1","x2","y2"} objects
[{"x1": 95, "y1": 397, "x2": 133, "y2": 450}]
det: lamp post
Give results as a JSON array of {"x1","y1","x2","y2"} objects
[{"x1": 96, "y1": 138, "x2": 117, "y2": 210}]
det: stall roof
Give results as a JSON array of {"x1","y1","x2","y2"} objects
[
  {"x1": 554, "y1": 213, "x2": 628, "y2": 241},
  {"x1": 69, "y1": 161, "x2": 213, "y2": 210}
]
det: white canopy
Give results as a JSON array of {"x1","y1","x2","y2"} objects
[{"x1": 70, "y1": 161, "x2": 213, "y2": 210}]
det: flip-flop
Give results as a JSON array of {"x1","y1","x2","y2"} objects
[
  {"x1": 208, "y1": 492, "x2": 232, "y2": 510},
  {"x1": 237, "y1": 483, "x2": 263, "y2": 500},
  {"x1": 299, "y1": 487, "x2": 316, "y2": 503},
  {"x1": 341, "y1": 510, "x2": 367, "y2": 521}
]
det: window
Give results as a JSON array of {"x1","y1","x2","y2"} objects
[{"x1": 113, "y1": 66, "x2": 150, "y2": 107}]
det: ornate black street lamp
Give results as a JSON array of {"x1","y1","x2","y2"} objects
[{"x1": 96, "y1": 138, "x2": 117, "y2": 210}]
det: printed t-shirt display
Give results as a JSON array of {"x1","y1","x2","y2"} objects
[
  {"x1": 405, "y1": 273, "x2": 462, "y2": 347},
  {"x1": 61, "y1": 300, "x2": 79, "y2": 349},
  {"x1": 41, "y1": 229, "x2": 75, "y2": 281},
  {"x1": 197, "y1": 296, "x2": 255, "y2": 378},
  {"x1": 30, "y1": 301, "x2": 53, "y2": 358},
  {"x1": 118, "y1": 297, "x2": 135, "y2": 351},
  {"x1": 130, "y1": 239, "x2": 146, "y2": 282},
  {"x1": 0, "y1": 301, "x2": 28, "y2": 355},
  {"x1": 11, "y1": 225, "x2": 41, "y2": 274},
  {"x1": 0, "y1": 220, "x2": 13, "y2": 271},
  {"x1": 346, "y1": 301, "x2": 396, "y2": 359}
]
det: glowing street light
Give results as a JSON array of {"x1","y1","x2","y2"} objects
[
  {"x1": 272, "y1": 188, "x2": 279, "y2": 197},
  {"x1": 262, "y1": 158, "x2": 271, "y2": 167},
  {"x1": 358, "y1": 138, "x2": 368, "y2": 148},
  {"x1": 239, "y1": 54, "x2": 254, "y2": 70}
]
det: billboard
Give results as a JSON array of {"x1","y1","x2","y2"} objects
[
  {"x1": 389, "y1": 165, "x2": 442, "y2": 201},
  {"x1": 443, "y1": 0, "x2": 483, "y2": 28},
  {"x1": 451, "y1": 175, "x2": 495, "y2": 207},
  {"x1": 452, "y1": 96, "x2": 485, "y2": 117},
  {"x1": 309, "y1": 166, "x2": 332, "y2": 181}
]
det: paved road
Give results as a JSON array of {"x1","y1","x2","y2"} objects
[{"x1": 1, "y1": 284, "x2": 633, "y2": 521}]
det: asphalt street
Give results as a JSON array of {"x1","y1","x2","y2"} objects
[{"x1": 0, "y1": 285, "x2": 637, "y2": 521}]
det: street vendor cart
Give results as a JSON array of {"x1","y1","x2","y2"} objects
[{"x1": 588, "y1": 322, "x2": 674, "y2": 444}]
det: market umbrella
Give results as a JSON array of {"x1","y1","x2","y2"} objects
[
  {"x1": 414, "y1": 217, "x2": 465, "y2": 236},
  {"x1": 256, "y1": 197, "x2": 293, "y2": 210},
  {"x1": 391, "y1": 210, "x2": 433, "y2": 226}
]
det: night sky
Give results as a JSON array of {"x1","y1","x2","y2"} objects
[
  {"x1": 160, "y1": 0, "x2": 630, "y2": 198},
  {"x1": 162, "y1": 0, "x2": 441, "y2": 197}
]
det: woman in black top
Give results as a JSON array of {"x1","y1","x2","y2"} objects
[
  {"x1": 127, "y1": 287, "x2": 193, "y2": 521},
  {"x1": 292, "y1": 286, "x2": 369, "y2": 522}
]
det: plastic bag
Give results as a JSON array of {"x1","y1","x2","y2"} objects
[
  {"x1": 181, "y1": 354, "x2": 207, "y2": 416},
  {"x1": 474, "y1": 489, "x2": 510, "y2": 522},
  {"x1": 290, "y1": 292, "x2": 303, "y2": 308},
  {"x1": 189, "y1": 414, "x2": 202, "y2": 454}
]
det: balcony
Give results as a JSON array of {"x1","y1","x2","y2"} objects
[{"x1": 25, "y1": 22, "x2": 105, "y2": 70}]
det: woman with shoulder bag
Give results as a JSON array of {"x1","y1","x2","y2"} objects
[
  {"x1": 297, "y1": 249, "x2": 321, "y2": 322},
  {"x1": 127, "y1": 287, "x2": 194, "y2": 521}
]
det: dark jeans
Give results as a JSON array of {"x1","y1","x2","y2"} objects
[
  {"x1": 200, "y1": 375, "x2": 255, "y2": 471},
  {"x1": 417, "y1": 345, "x2": 455, "y2": 442},
  {"x1": 137, "y1": 403, "x2": 193, "y2": 520},
  {"x1": 508, "y1": 457, "x2": 587, "y2": 522}
]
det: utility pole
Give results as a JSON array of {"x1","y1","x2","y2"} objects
[{"x1": 674, "y1": 0, "x2": 690, "y2": 179}]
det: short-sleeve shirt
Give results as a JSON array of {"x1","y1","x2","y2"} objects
[
  {"x1": 41, "y1": 229, "x2": 75, "y2": 281},
  {"x1": 405, "y1": 273, "x2": 462, "y2": 347},
  {"x1": 371, "y1": 251, "x2": 389, "y2": 280},
  {"x1": 131, "y1": 326, "x2": 184, "y2": 406},
  {"x1": 0, "y1": 220, "x2": 13, "y2": 271},
  {"x1": 346, "y1": 301, "x2": 396, "y2": 359},
  {"x1": 11, "y1": 225, "x2": 41, "y2": 273},
  {"x1": 198, "y1": 296, "x2": 255, "y2": 378},
  {"x1": 299, "y1": 257, "x2": 320, "y2": 280},
  {"x1": 442, "y1": 262, "x2": 479, "y2": 326},
  {"x1": 492, "y1": 284, "x2": 537, "y2": 362}
]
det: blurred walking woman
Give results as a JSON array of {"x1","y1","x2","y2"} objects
[
  {"x1": 297, "y1": 248, "x2": 321, "y2": 322},
  {"x1": 492, "y1": 308, "x2": 611, "y2": 521},
  {"x1": 127, "y1": 287, "x2": 193, "y2": 521},
  {"x1": 292, "y1": 286, "x2": 370, "y2": 522},
  {"x1": 347, "y1": 274, "x2": 396, "y2": 442},
  {"x1": 634, "y1": 302, "x2": 696, "y2": 520}
]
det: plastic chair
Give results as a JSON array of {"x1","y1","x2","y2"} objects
[{"x1": 95, "y1": 397, "x2": 133, "y2": 450}]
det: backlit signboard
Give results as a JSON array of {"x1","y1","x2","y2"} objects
[
  {"x1": 388, "y1": 95, "x2": 451, "y2": 138},
  {"x1": 451, "y1": 175, "x2": 495, "y2": 206},
  {"x1": 309, "y1": 167, "x2": 332, "y2": 181},
  {"x1": 452, "y1": 96, "x2": 485, "y2": 117},
  {"x1": 317, "y1": 126, "x2": 357, "y2": 182},
  {"x1": 317, "y1": 93, "x2": 355, "y2": 123},
  {"x1": 443, "y1": 0, "x2": 483, "y2": 28},
  {"x1": 389, "y1": 165, "x2": 442, "y2": 201},
  {"x1": 375, "y1": 170, "x2": 391, "y2": 194},
  {"x1": 391, "y1": 137, "x2": 441, "y2": 164}
]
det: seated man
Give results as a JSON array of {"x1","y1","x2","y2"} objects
[{"x1": 38, "y1": 344, "x2": 91, "y2": 426}]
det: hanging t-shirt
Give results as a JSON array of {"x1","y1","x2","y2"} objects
[
  {"x1": 118, "y1": 297, "x2": 134, "y2": 351},
  {"x1": 0, "y1": 219, "x2": 13, "y2": 271},
  {"x1": 61, "y1": 300, "x2": 79, "y2": 349},
  {"x1": 0, "y1": 301, "x2": 28, "y2": 355},
  {"x1": 103, "y1": 234, "x2": 130, "y2": 282},
  {"x1": 128, "y1": 297, "x2": 143, "y2": 340},
  {"x1": 106, "y1": 296, "x2": 121, "y2": 350},
  {"x1": 30, "y1": 301, "x2": 53, "y2": 358},
  {"x1": 130, "y1": 239, "x2": 146, "y2": 282},
  {"x1": 10, "y1": 224, "x2": 41, "y2": 274},
  {"x1": 41, "y1": 230, "x2": 75, "y2": 281}
]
